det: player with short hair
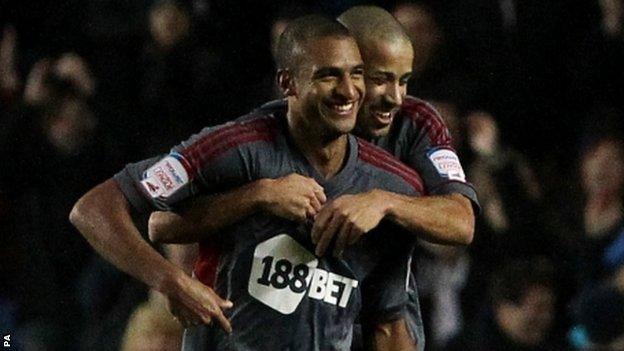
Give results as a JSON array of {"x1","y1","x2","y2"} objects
[
  {"x1": 71, "y1": 15, "x2": 421, "y2": 350},
  {"x1": 150, "y1": 6, "x2": 478, "y2": 350}
]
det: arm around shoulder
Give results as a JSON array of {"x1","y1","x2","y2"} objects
[{"x1": 382, "y1": 191, "x2": 475, "y2": 245}]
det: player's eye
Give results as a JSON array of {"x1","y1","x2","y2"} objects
[
  {"x1": 351, "y1": 72, "x2": 364, "y2": 80},
  {"x1": 319, "y1": 76, "x2": 338, "y2": 84},
  {"x1": 368, "y1": 76, "x2": 386, "y2": 85}
]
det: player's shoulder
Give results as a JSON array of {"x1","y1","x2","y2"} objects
[
  {"x1": 394, "y1": 96, "x2": 451, "y2": 145},
  {"x1": 177, "y1": 103, "x2": 284, "y2": 162},
  {"x1": 356, "y1": 137, "x2": 425, "y2": 194},
  {"x1": 396, "y1": 96, "x2": 444, "y2": 125}
]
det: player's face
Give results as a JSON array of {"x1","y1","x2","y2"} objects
[
  {"x1": 357, "y1": 40, "x2": 413, "y2": 139},
  {"x1": 293, "y1": 36, "x2": 365, "y2": 138}
]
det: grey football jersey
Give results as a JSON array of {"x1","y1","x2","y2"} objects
[{"x1": 114, "y1": 107, "x2": 424, "y2": 350}]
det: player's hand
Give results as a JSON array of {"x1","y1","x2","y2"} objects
[
  {"x1": 311, "y1": 190, "x2": 389, "y2": 257},
  {"x1": 167, "y1": 294, "x2": 203, "y2": 328},
  {"x1": 165, "y1": 273, "x2": 234, "y2": 332},
  {"x1": 258, "y1": 174, "x2": 326, "y2": 222}
]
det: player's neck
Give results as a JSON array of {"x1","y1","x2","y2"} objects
[
  {"x1": 305, "y1": 136, "x2": 349, "y2": 179},
  {"x1": 287, "y1": 112, "x2": 348, "y2": 179}
]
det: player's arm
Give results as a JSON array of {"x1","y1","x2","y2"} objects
[
  {"x1": 313, "y1": 107, "x2": 478, "y2": 256},
  {"x1": 71, "y1": 121, "x2": 270, "y2": 331},
  {"x1": 149, "y1": 173, "x2": 326, "y2": 244},
  {"x1": 380, "y1": 191, "x2": 473, "y2": 244},
  {"x1": 313, "y1": 190, "x2": 473, "y2": 256},
  {"x1": 162, "y1": 243, "x2": 204, "y2": 327},
  {"x1": 69, "y1": 179, "x2": 233, "y2": 331}
]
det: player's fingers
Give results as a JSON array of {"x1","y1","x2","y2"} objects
[
  {"x1": 311, "y1": 207, "x2": 332, "y2": 244},
  {"x1": 211, "y1": 307, "x2": 233, "y2": 333},
  {"x1": 215, "y1": 295, "x2": 234, "y2": 309},
  {"x1": 199, "y1": 313, "x2": 213, "y2": 326},
  {"x1": 296, "y1": 206, "x2": 309, "y2": 222},
  {"x1": 333, "y1": 221, "x2": 352, "y2": 258},
  {"x1": 306, "y1": 205, "x2": 317, "y2": 219},
  {"x1": 314, "y1": 187, "x2": 327, "y2": 204},
  {"x1": 304, "y1": 178, "x2": 326, "y2": 202},
  {"x1": 309, "y1": 195, "x2": 322, "y2": 214},
  {"x1": 315, "y1": 214, "x2": 342, "y2": 257},
  {"x1": 348, "y1": 225, "x2": 364, "y2": 245}
]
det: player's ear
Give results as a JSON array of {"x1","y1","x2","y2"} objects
[{"x1": 277, "y1": 69, "x2": 297, "y2": 97}]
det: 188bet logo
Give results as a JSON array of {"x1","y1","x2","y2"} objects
[{"x1": 248, "y1": 234, "x2": 358, "y2": 314}]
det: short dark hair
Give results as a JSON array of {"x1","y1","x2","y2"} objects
[
  {"x1": 275, "y1": 15, "x2": 351, "y2": 72},
  {"x1": 338, "y1": 6, "x2": 411, "y2": 52},
  {"x1": 490, "y1": 257, "x2": 555, "y2": 305}
]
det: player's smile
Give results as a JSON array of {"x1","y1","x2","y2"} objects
[
  {"x1": 322, "y1": 99, "x2": 359, "y2": 119},
  {"x1": 370, "y1": 106, "x2": 400, "y2": 126},
  {"x1": 355, "y1": 39, "x2": 413, "y2": 138}
]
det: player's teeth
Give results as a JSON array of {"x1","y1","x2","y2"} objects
[{"x1": 335, "y1": 103, "x2": 353, "y2": 112}]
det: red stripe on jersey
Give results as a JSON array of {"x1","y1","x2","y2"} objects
[
  {"x1": 359, "y1": 137, "x2": 424, "y2": 183},
  {"x1": 357, "y1": 138, "x2": 425, "y2": 193},
  {"x1": 181, "y1": 117, "x2": 278, "y2": 179},
  {"x1": 195, "y1": 243, "x2": 220, "y2": 287},
  {"x1": 400, "y1": 96, "x2": 452, "y2": 147},
  {"x1": 204, "y1": 131, "x2": 275, "y2": 164}
]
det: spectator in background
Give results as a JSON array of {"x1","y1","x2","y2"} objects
[
  {"x1": 577, "y1": 136, "x2": 624, "y2": 289},
  {"x1": 465, "y1": 111, "x2": 545, "y2": 259},
  {"x1": 137, "y1": 0, "x2": 227, "y2": 156},
  {"x1": 0, "y1": 52, "x2": 119, "y2": 350},
  {"x1": 571, "y1": 282, "x2": 624, "y2": 350},
  {"x1": 0, "y1": 25, "x2": 20, "y2": 112},
  {"x1": 393, "y1": 2, "x2": 477, "y2": 109},
  {"x1": 454, "y1": 110, "x2": 565, "y2": 333},
  {"x1": 0, "y1": 25, "x2": 21, "y2": 337},
  {"x1": 571, "y1": 0, "x2": 624, "y2": 120},
  {"x1": 445, "y1": 0, "x2": 583, "y2": 160},
  {"x1": 23, "y1": 53, "x2": 95, "y2": 108},
  {"x1": 449, "y1": 258, "x2": 565, "y2": 351}
]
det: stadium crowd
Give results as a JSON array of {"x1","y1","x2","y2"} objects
[{"x1": 1, "y1": 0, "x2": 624, "y2": 350}]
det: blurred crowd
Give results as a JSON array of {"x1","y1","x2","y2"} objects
[{"x1": 1, "y1": 0, "x2": 624, "y2": 350}]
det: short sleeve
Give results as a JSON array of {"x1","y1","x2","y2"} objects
[
  {"x1": 400, "y1": 99, "x2": 480, "y2": 211},
  {"x1": 113, "y1": 120, "x2": 264, "y2": 213}
]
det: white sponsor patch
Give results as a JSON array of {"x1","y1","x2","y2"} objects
[
  {"x1": 140, "y1": 155, "x2": 189, "y2": 198},
  {"x1": 428, "y1": 148, "x2": 466, "y2": 181},
  {"x1": 249, "y1": 234, "x2": 318, "y2": 314},
  {"x1": 248, "y1": 234, "x2": 359, "y2": 314}
]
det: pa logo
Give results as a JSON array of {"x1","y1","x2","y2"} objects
[{"x1": 3, "y1": 334, "x2": 10, "y2": 348}]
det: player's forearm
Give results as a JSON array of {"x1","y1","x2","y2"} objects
[
  {"x1": 70, "y1": 178, "x2": 187, "y2": 293},
  {"x1": 164, "y1": 244, "x2": 199, "y2": 275},
  {"x1": 381, "y1": 191, "x2": 475, "y2": 245},
  {"x1": 149, "y1": 180, "x2": 270, "y2": 243}
]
